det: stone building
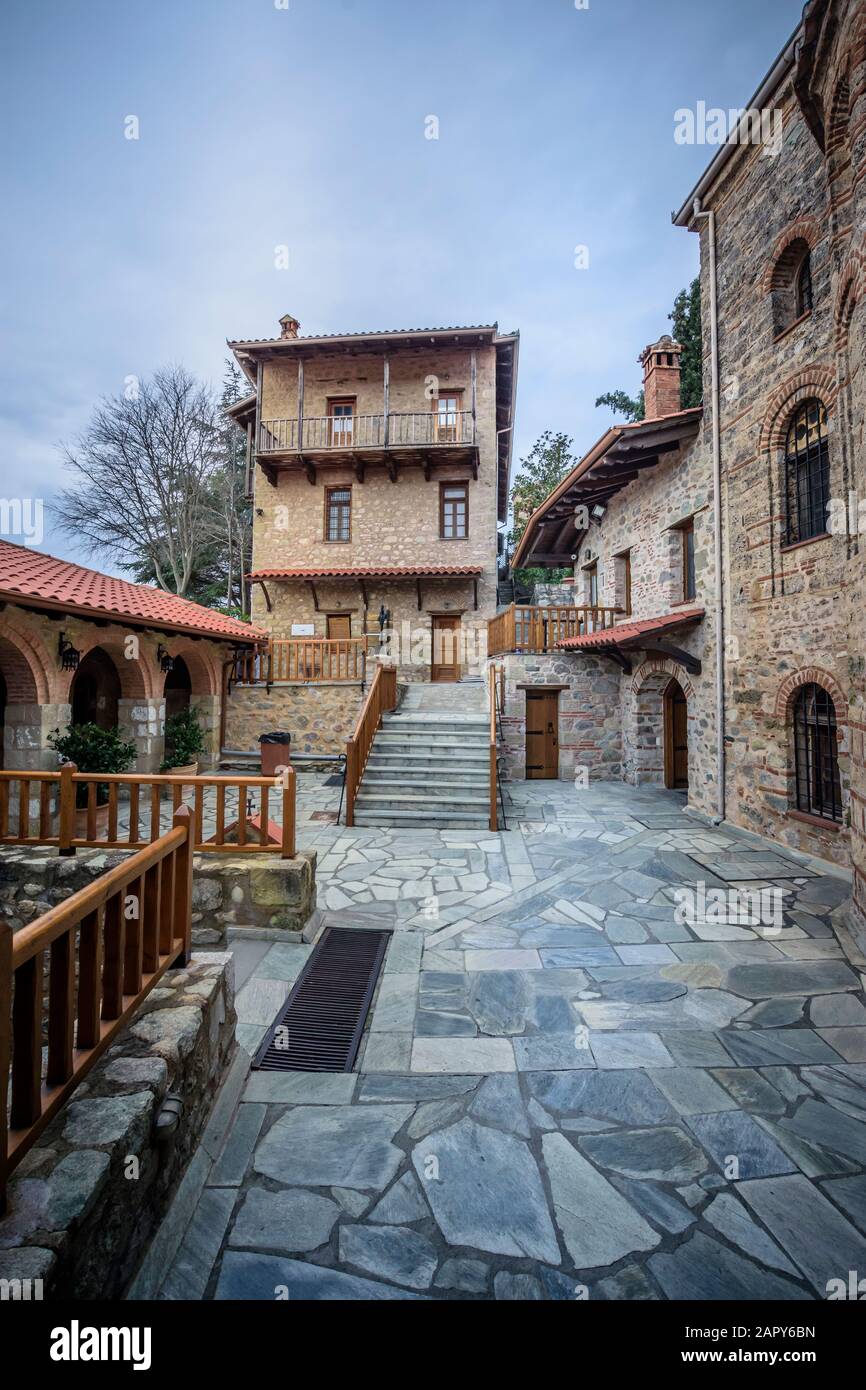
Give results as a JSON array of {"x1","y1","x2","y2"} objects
[
  {"x1": 512, "y1": 0, "x2": 866, "y2": 938},
  {"x1": 224, "y1": 318, "x2": 518, "y2": 753},
  {"x1": 0, "y1": 541, "x2": 263, "y2": 772}
]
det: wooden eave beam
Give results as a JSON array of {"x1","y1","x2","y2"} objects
[{"x1": 647, "y1": 639, "x2": 702, "y2": 674}]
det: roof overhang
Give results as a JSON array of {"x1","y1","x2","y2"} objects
[
  {"x1": 1, "y1": 590, "x2": 265, "y2": 646},
  {"x1": 672, "y1": 20, "x2": 803, "y2": 227},
  {"x1": 249, "y1": 565, "x2": 483, "y2": 581},
  {"x1": 511, "y1": 408, "x2": 702, "y2": 571},
  {"x1": 556, "y1": 607, "x2": 705, "y2": 675},
  {"x1": 225, "y1": 393, "x2": 257, "y2": 429}
]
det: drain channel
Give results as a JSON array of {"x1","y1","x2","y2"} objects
[{"x1": 252, "y1": 926, "x2": 391, "y2": 1073}]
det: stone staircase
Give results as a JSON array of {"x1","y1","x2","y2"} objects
[{"x1": 352, "y1": 681, "x2": 491, "y2": 829}]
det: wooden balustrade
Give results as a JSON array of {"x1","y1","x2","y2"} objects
[
  {"x1": 0, "y1": 762, "x2": 296, "y2": 858},
  {"x1": 258, "y1": 411, "x2": 475, "y2": 453},
  {"x1": 487, "y1": 604, "x2": 621, "y2": 656},
  {"x1": 0, "y1": 807, "x2": 194, "y2": 1212},
  {"x1": 345, "y1": 664, "x2": 397, "y2": 827},
  {"x1": 233, "y1": 638, "x2": 368, "y2": 686}
]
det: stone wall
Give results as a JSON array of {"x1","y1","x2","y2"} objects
[
  {"x1": 0, "y1": 845, "x2": 317, "y2": 948},
  {"x1": 492, "y1": 653, "x2": 622, "y2": 783},
  {"x1": 225, "y1": 681, "x2": 365, "y2": 756},
  {"x1": 0, "y1": 953, "x2": 236, "y2": 1300}
]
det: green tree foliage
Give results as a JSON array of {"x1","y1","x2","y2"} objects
[
  {"x1": 508, "y1": 431, "x2": 579, "y2": 585},
  {"x1": 594, "y1": 388, "x2": 645, "y2": 422}
]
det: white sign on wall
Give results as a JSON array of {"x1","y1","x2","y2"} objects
[{"x1": 291, "y1": 623, "x2": 315, "y2": 636}]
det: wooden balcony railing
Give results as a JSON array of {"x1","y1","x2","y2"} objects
[
  {"x1": 258, "y1": 411, "x2": 474, "y2": 453},
  {"x1": 487, "y1": 604, "x2": 621, "y2": 656},
  {"x1": 0, "y1": 763, "x2": 296, "y2": 858},
  {"x1": 234, "y1": 638, "x2": 368, "y2": 686},
  {"x1": 0, "y1": 806, "x2": 194, "y2": 1211},
  {"x1": 345, "y1": 663, "x2": 397, "y2": 827}
]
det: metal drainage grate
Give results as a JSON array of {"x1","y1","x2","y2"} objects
[{"x1": 252, "y1": 926, "x2": 392, "y2": 1073}]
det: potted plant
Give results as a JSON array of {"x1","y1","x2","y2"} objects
[
  {"x1": 161, "y1": 707, "x2": 206, "y2": 796},
  {"x1": 48, "y1": 722, "x2": 136, "y2": 836}
]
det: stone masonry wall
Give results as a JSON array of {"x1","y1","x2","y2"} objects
[
  {"x1": 225, "y1": 681, "x2": 365, "y2": 756},
  {"x1": 492, "y1": 653, "x2": 622, "y2": 783},
  {"x1": 0, "y1": 953, "x2": 236, "y2": 1300}
]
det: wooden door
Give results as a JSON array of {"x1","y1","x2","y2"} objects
[
  {"x1": 431, "y1": 616, "x2": 461, "y2": 683},
  {"x1": 664, "y1": 680, "x2": 689, "y2": 789},
  {"x1": 525, "y1": 690, "x2": 559, "y2": 779},
  {"x1": 327, "y1": 614, "x2": 351, "y2": 641}
]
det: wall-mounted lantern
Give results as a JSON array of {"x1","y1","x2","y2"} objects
[
  {"x1": 58, "y1": 632, "x2": 81, "y2": 671},
  {"x1": 157, "y1": 644, "x2": 175, "y2": 674}
]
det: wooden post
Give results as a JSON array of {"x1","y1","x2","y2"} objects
[
  {"x1": 0, "y1": 921, "x2": 11, "y2": 1214},
  {"x1": 58, "y1": 760, "x2": 77, "y2": 856},
  {"x1": 281, "y1": 765, "x2": 296, "y2": 859},
  {"x1": 297, "y1": 358, "x2": 305, "y2": 450},
  {"x1": 172, "y1": 805, "x2": 194, "y2": 966},
  {"x1": 345, "y1": 739, "x2": 357, "y2": 827},
  {"x1": 470, "y1": 349, "x2": 477, "y2": 445},
  {"x1": 383, "y1": 355, "x2": 390, "y2": 448}
]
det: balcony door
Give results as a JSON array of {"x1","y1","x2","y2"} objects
[
  {"x1": 328, "y1": 398, "x2": 355, "y2": 447},
  {"x1": 433, "y1": 393, "x2": 462, "y2": 444}
]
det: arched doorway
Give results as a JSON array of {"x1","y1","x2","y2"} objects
[
  {"x1": 164, "y1": 656, "x2": 192, "y2": 721},
  {"x1": 663, "y1": 679, "x2": 689, "y2": 790},
  {"x1": 71, "y1": 647, "x2": 121, "y2": 730}
]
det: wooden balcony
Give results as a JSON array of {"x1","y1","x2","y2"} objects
[
  {"x1": 487, "y1": 604, "x2": 621, "y2": 656},
  {"x1": 234, "y1": 637, "x2": 369, "y2": 685},
  {"x1": 256, "y1": 411, "x2": 478, "y2": 484}
]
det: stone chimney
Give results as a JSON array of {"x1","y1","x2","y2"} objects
[
  {"x1": 279, "y1": 313, "x2": 301, "y2": 339},
  {"x1": 639, "y1": 334, "x2": 682, "y2": 420}
]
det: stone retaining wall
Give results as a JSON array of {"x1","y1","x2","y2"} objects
[
  {"x1": 0, "y1": 952, "x2": 236, "y2": 1300},
  {"x1": 225, "y1": 681, "x2": 364, "y2": 755}
]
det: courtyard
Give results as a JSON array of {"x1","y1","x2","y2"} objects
[{"x1": 133, "y1": 777, "x2": 866, "y2": 1301}]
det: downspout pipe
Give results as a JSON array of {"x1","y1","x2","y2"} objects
[{"x1": 691, "y1": 196, "x2": 726, "y2": 824}]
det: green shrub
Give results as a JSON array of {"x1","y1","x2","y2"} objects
[
  {"x1": 48, "y1": 722, "x2": 136, "y2": 807},
  {"x1": 161, "y1": 706, "x2": 206, "y2": 771}
]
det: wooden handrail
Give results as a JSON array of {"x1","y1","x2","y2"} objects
[
  {"x1": 345, "y1": 663, "x2": 397, "y2": 826},
  {"x1": 234, "y1": 637, "x2": 369, "y2": 686},
  {"x1": 0, "y1": 763, "x2": 296, "y2": 858},
  {"x1": 487, "y1": 603, "x2": 621, "y2": 656},
  {"x1": 0, "y1": 806, "x2": 194, "y2": 1213},
  {"x1": 489, "y1": 676, "x2": 498, "y2": 832}
]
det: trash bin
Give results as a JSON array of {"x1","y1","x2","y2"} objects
[{"x1": 259, "y1": 731, "x2": 291, "y2": 777}]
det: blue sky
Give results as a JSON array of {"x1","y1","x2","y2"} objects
[{"x1": 1, "y1": 0, "x2": 802, "y2": 566}]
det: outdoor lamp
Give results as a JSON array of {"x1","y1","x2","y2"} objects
[
  {"x1": 157, "y1": 644, "x2": 175, "y2": 673},
  {"x1": 58, "y1": 632, "x2": 81, "y2": 671},
  {"x1": 591, "y1": 503, "x2": 607, "y2": 522}
]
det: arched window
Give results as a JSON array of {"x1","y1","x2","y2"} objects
[
  {"x1": 784, "y1": 399, "x2": 829, "y2": 544},
  {"x1": 795, "y1": 252, "x2": 813, "y2": 318},
  {"x1": 793, "y1": 683, "x2": 842, "y2": 822}
]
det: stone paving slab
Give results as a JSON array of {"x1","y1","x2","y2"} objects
[{"x1": 143, "y1": 780, "x2": 866, "y2": 1301}]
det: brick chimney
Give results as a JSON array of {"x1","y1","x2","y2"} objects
[
  {"x1": 279, "y1": 313, "x2": 300, "y2": 339},
  {"x1": 639, "y1": 335, "x2": 682, "y2": 420}
]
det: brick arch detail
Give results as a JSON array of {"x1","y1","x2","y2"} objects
[
  {"x1": 0, "y1": 615, "x2": 54, "y2": 703},
  {"x1": 774, "y1": 667, "x2": 849, "y2": 724},
  {"x1": 69, "y1": 636, "x2": 155, "y2": 700},
  {"x1": 631, "y1": 657, "x2": 694, "y2": 702},
  {"x1": 164, "y1": 643, "x2": 220, "y2": 698},
  {"x1": 834, "y1": 245, "x2": 866, "y2": 349},
  {"x1": 760, "y1": 217, "x2": 822, "y2": 295},
  {"x1": 757, "y1": 367, "x2": 838, "y2": 454}
]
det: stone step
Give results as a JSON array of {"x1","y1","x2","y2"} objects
[
  {"x1": 381, "y1": 718, "x2": 488, "y2": 734},
  {"x1": 355, "y1": 790, "x2": 490, "y2": 811},
  {"x1": 367, "y1": 750, "x2": 489, "y2": 768},
  {"x1": 353, "y1": 808, "x2": 490, "y2": 829},
  {"x1": 374, "y1": 732, "x2": 489, "y2": 750},
  {"x1": 361, "y1": 774, "x2": 489, "y2": 791}
]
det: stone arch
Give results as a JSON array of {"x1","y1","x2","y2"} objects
[
  {"x1": 757, "y1": 367, "x2": 838, "y2": 454},
  {"x1": 627, "y1": 657, "x2": 695, "y2": 787},
  {"x1": 828, "y1": 73, "x2": 852, "y2": 158},
  {"x1": 834, "y1": 246, "x2": 866, "y2": 350},
  {"x1": 774, "y1": 665, "x2": 848, "y2": 724},
  {"x1": 71, "y1": 634, "x2": 154, "y2": 700},
  {"x1": 164, "y1": 642, "x2": 220, "y2": 698},
  {"x1": 631, "y1": 656, "x2": 695, "y2": 702},
  {"x1": 0, "y1": 630, "x2": 46, "y2": 705},
  {"x1": 760, "y1": 217, "x2": 822, "y2": 296}
]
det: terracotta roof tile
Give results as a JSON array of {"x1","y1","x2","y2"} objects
[
  {"x1": 250, "y1": 565, "x2": 484, "y2": 580},
  {"x1": 0, "y1": 540, "x2": 264, "y2": 643},
  {"x1": 556, "y1": 607, "x2": 705, "y2": 650}
]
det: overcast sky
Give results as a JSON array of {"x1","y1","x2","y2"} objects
[{"x1": 1, "y1": 0, "x2": 802, "y2": 567}]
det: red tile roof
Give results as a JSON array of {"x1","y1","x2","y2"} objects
[
  {"x1": 250, "y1": 565, "x2": 484, "y2": 580},
  {"x1": 0, "y1": 540, "x2": 265, "y2": 643},
  {"x1": 556, "y1": 607, "x2": 705, "y2": 650}
]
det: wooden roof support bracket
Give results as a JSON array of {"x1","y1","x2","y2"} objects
[
  {"x1": 473, "y1": 577, "x2": 478, "y2": 610},
  {"x1": 355, "y1": 458, "x2": 366, "y2": 483},
  {"x1": 416, "y1": 577, "x2": 423, "y2": 610},
  {"x1": 386, "y1": 458, "x2": 398, "y2": 483},
  {"x1": 304, "y1": 459, "x2": 316, "y2": 486},
  {"x1": 650, "y1": 639, "x2": 701, "y2": 675},
  {"x1": 604, "y1": 646, "x2": 632, "y2": 674},
  {"x1": 307, "y1": 579, "x2": 320, "y2": 611},
  {"x1": 358, "y1": 577, "x2": 368, "y2": 607},
  {"x1": 260, "y1": 461, "x2": 278, "y2": 488},
  {"x1": 253, "y1": 578, "x2": 273, "y2": 613}
]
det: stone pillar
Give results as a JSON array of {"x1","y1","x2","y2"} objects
[
  {"x1": 4, "y1": 702, "x2": 70, "y2": 771},
  {"x1": 119, "y1": 697, "x2": 165, "y2": 773},
  {"x1": 190, "y1": 694, "x2": 221, "y2": 769}
]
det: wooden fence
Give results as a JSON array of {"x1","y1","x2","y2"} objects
[
  {"x1": 233, "y1": 638, "x2": 368, "y2": 685},
  {"x1": 487, "y1": 604, "x2": 621, "y2": 656},
  {"x1": 345, "y1": 664, "x2": 397, "y2": 827},
  {"x1": 0, "y1": 763, "x2": 296, "y2": 858},
  {"x1": 0, "y1": 806, "x2": 194, "y2": 1212}
]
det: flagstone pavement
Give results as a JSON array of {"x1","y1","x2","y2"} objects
[{"x1": 133, "y1": 777, "x2": 866, "y2": 1301}]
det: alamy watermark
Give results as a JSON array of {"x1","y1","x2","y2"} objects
[
  {"x1": 0, "y1": 497, "x2": 43, "y2": 546},
  {"x1": 673, "y1": 882, "x2": 788, "y2": 935},
  {"x1": 674, "y1": 102, "x2": 783, "y2": 159}
]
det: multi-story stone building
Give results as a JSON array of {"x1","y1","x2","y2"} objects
[
  {"x1": 225, "y1": 317, "x2": 518, "y2": 753},
  {"x1": 513, "y1": 0, "x2": 866, "y2": 939}
]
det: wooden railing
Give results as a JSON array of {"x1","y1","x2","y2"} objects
[
  {"x1": 258, "y1": 411, "x2": 475, "y2": 453},
  {"x1": 234, "y1": 638, "x2": 368, "y2": 685},
  {"x1": 344, "y1": 663, "x2": 397, "y2": 827},
  {"x1": 490, "y1": 674, "x2": 499, "y2": 833},
  {"x1": 0, "y1": 806, "x2": 194, "y2": 1211},
  {"x1": 487, "y1": 604, "x2": 621, "y2": 656},
  {"x1": 0, "y1": 763, "x2": 296, "y2": 858}
]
